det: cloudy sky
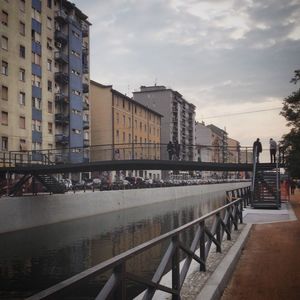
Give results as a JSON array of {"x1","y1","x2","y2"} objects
[{"x1": 73, "y1": 0, "x2": 300, "y2": 148}]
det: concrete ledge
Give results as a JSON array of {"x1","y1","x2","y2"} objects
[{"x1": 196, "y1": 223, "x2": 252, "y2": 300}]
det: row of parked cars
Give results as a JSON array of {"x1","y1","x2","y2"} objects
[{"x1": 59, "y1": 177, "x2": 248, "y2": 192}]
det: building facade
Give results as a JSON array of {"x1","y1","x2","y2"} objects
[
  {"x1": 90, "y1": 80, "x2": 162, "y2": 180},
  {"x1": 227, "y1": 137, "x2": 240, "y2": 163},
  {"x1": 133, "y1": 86, "x2": 196, "y2": 161},
  {"x1": 195, "y1": 121, "x2": 212, "y2": 162},
  {"x1": 0, "y1": 0, "x2": 90, "y2": 163},
  {"x1": 207, "y1": 124, "x2": 228, "y2": 163}
]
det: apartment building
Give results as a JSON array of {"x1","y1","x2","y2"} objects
[
  {"x1": 0, "y1": 0, "x2": 90, "y2": 163},
  {"x1": 90, "y1": 80, "x2": 162, "y2": 180},
  {"x1": 133, "y1": 86, "x2": 196, "y2": 161},
  {"x1": 227, "y1": 137, "x2": 240, "y2": 163}
]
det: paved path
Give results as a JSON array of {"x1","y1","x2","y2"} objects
[{"x1": 221, "y1": 189, "x2": 300, "y2": 300}]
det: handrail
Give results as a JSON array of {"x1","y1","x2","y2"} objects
[{"x1": 26, "y1": 186, "x2": 251, "y2": 300}]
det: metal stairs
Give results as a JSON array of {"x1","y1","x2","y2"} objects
[
  {"x1": 35, "y1": 174, "x2": 66, "y2": 194},
  {"x1": 251, "y1": 164, "x2": 281, "y2": 209}
]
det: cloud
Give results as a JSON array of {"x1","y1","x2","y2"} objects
[{"x1": 72, "y1": 0, "x2": 300, "y2": 142}]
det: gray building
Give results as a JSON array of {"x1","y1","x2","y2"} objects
[{"x1": 133, "y1": 85, "x2": 195, "y2": 161}]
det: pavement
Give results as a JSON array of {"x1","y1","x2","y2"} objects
[{"x1": 196, "y1": 189, "x2": 300, "y2": 300}]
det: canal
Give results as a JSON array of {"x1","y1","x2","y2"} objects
[{"x1": 0, "y1": 191, "x2": 226, "y2": 299}]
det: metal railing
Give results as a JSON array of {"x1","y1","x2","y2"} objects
[
  {"x1": 0, "y1": 143, "x2": 286, "y2": 168},
  {"x1": 26, "y1": 186, "x2": 251, "y2": 300}
]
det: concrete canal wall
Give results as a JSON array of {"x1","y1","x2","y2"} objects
[{"x1": 0, "y1": 182, "x2": 250, "y2": 234}]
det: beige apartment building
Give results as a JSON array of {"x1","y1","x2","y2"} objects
[{"x1": 90, "y1": 80, "x2": 162, "y2": 179}]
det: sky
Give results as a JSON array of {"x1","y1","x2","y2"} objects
[{"x1": 73, "y1": 0, "x2": 300, "y2": 148}]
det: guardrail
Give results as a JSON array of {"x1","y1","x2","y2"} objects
[{"x1": 26, "y1": 186, "x2": 251, "y2": 300}]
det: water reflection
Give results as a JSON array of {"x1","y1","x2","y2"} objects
[{"x1": 0, "y1": 193, "x2": 225, "y2": 299}]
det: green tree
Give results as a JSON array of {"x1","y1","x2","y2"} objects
[{"x1": 280, "y1": 70, "x2": 300, "y2": 177}]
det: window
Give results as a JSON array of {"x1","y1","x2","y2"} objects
[
  {"x1": 19, "y1": 0, "x2": 25, "y2": 12},
  {"x1": 20, "y1": 139, "x2": 26, "y2": 151},
  {"x1": 1, "y1": 85, "x2": 8, "y2": 100},
  {"x1": 1, "y1": 137, "x2": 8, "y2": 151},
  {"x1": 1, "y1": 111, "x2": 8, "y2": 125},
  {"x1": 72, "y1": 30, "x2": 80, "y2": 39},
  {"x1": 128, "y1": 117, "x2": 131, "y2": 128},
  {"x1": 19, "y1": 116, "x2": 26, "y2": 129},
  {"x1": 31, "y1": 9, "x2": 41, "y2": 22},
  {"x1": 71, "y1": 69, "x2": 80, "y2": 76},
  {"x1": 72, "y1": 89, "x2": 81, "y2": 96},
  {"x1": 123, "y1": 115, "x2": 125, "y2": 126},
  {"x1": 31, "y1": 75, "x2": 41, "y2": 87},
  {"x1": 47, "y1": 101, "x2": 53, "y2": 113},
  {"x1": 47, "y1": 16, "x2": 52, "y2": 29},
  {"x1": 32, "y1": 97, "x2": 41, "y2": 110},
  {"x1": 71, "y1": 49, "x2": 80, "y2": 57},
  {"x1": 33, "y1": 142, "x2": 41, "y2": 151},
  {"x1": 31, "y1": 30, "x2": 41, "y2": 43},
  {"x1": 31, "y1": 53, "x2": 41, "y2": 65},
  {"x1": 72, "y1": 109, "x2": 81, "y2": 115},
  {"x1": 1, "y1": 36, "x2": 8, "y2": 50},
  {"x1": 116, "y1": 112, "x2": 119, "y2": 124},
  {"x1": 32, "y1": 120, "x2": 41, "y2": 131},
  {"x1": 123, "y1": 132, "x2": 125, "y2": 142},
  {"x1": 47, "y1": 80, "x2": 52, "y2": 92},
  {"x1": 135, "y1": 120, "x2": 137, "y2": 129},
  {"x1": 72, "y1": 129, "x2": 81, "y2": 134},
  {"x1": 1, "y1": 61, "x2": 8, "y2": 75},
  {"x1": 19, "y1": 92, "x2": 25, "y2": 105},
  {"x1": 129, "y1": 133, "x2": 131, "y2": 143},
  {"x1": 47, "y1": 0, "x2": 52, "y2": 8},
  {"x1": 19, "y1": 68, "x2": 25, "y2": 81},
  {"x1": 1, "y1": 11, "x2": 8, "y2": 26},
  {"x1": 48, "y1": 122, "x2": 53, "y2": 134},
  {"x1": 19, "y1": 45, "x2": 25, "y2": 58},
  {"x1": 19, "y1": 22, "x2": 25, "y2": 35},
  {"x1": 47, "y1": 37, "x2": 52, "y2": 50},
  {"x1": 47, "y1": 59, "x2": 52, "y2": 71},
  {"x1": 116, "y1": 130, "x2": 119, "y2": 143},
  {"x1": 122, "y1": 99, "x2": 125, "y2": 108}
]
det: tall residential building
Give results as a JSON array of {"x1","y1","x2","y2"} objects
[
  {"x1": 133, "y1": 85, "x2": 196, "y2": 161},
  {"x1": 90, "y1": 80, "x2": 162, "y2": 180},
  {"x1": 207, "y1": 124, "x2": 228, "y2": 163},
  {"x1": 0, "y1": 0, "x2": 90, "y2": 163}
]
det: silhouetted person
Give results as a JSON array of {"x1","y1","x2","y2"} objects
[
  {"x1": 174, "y1": 140, "x2": 180, "y2": 160},
  {"x1": 167, "y1": 141, "x2": 174, "y2": 160},
  {"x1": 269, "y1": 138, "x2": 277, "y2": 163},
  {"x1": 253, "y1": 138, "x2": 262, "y2": 163}
]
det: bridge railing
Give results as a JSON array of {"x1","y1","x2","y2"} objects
[
  {"x1": 0, "y1": 143, "x2": 286, "y2": 168},
  {"x1": 26, "y1": 186, "x2": 251, "y2": 300}
]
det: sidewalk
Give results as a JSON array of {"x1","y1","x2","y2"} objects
[{"x1": 221, "y1": 189, "x2": 300, "y2": 300}]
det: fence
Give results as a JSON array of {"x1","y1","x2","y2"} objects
[{"x1": 26, "y1": 186, "x2": 251, "y2": 300}]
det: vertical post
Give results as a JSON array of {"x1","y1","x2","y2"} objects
[
  {"x1": 239, "y1": 201, "x2": 243, "y2": 224},
  {"x1": 199, "y1": 221, "x2": 206, "y2": 271},
  {"x1": 246, "y1": 147, "x2": 248, "y2": 164},
  {"x1": 234, "y1": 203, "x2": 238, "y2": 230},
  {"x1": 113, "y1": 263, "x2": 126, "y2": 300},
  {"x1": 9, "y1": 151, "x2": 11, "y2": 167},
  {"x1": 172, "y1": 235, "x2": 180, "y2": 300},
  {"x1": 216, "y1": 213, "x2": 222, "y2": 253}
]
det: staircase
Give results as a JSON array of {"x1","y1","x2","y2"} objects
[
  {"x1": 252, "y1": 168, "x2": 280, "y2": 209},
  {"x1": 35, "y1": 174, "x2": 66, "y2": 194}
]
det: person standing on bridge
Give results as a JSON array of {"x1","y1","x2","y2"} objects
[
  {"x1": 253, "y1": 138, "x2": 262, "y2": 163},
  {"x1": 167, "y1": 141, "x2": 174, "y2": 160},
  {"x1": 269, "y1": 138, "x2": 277, "y2": 164}
]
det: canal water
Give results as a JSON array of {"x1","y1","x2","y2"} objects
[{"x1": 0, "y1": 192, "x2": 226, "y2": 299}]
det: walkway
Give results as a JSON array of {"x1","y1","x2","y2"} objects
[{"x1": 221, "y1": 189, "x2": 300, "y2": 300}]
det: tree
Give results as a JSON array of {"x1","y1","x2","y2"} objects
[{"x1": 280, "y1": 70, "x2": 300, "y2": 177}]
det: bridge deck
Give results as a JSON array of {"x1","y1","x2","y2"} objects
[{"x1": 0, "y1": 160, "x2": 284, "y2": 175}]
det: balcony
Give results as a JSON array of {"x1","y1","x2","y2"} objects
[
  {"x1": 82, "y1": 83, "x2": 89, "y2": 93},
  {"x1": 54, "y1": 51, "x2": 68, "y2": 64},
  {"x1": 83, "y1": 120, "x2": 90, "y2": 130},
  {"x1": 55, "y1": 72, "x2": 69, "y2": 85},
  {"x1": 83, "y1": 100, "x2": 89, "y2": 110},
  {"x1": 55, "y1": 10, "x2": 68, "y2": 23},
  {"x1": 55, "y1": 30, "x2": 68, "y2": 44},
  {"x1": 55, "y1": 113, "x2": 69, "y2": 125},
  {"x1": 55, "y1": 134, "x2": 69, "y2": 145},
  {"x1": 83, "y1": 65, "x2": 89, "y2": 74},
  {"x1": 55, "y1": 92, "x2": 69, "y2": 104}
]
